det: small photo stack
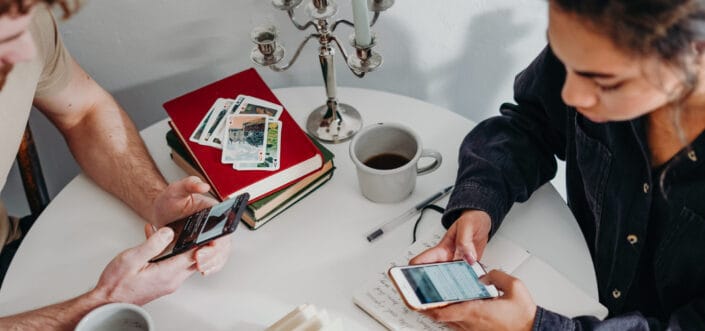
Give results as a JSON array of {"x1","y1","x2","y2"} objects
[{"x1": 189, "y1": 95, "x2": 284, "y2": 171}]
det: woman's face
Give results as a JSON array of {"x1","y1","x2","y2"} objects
[{"x1": 547, "y1": 5, "x2": 687, "y2": 123}]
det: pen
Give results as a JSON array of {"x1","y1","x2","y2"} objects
[{"x1": 366, "y1": 185, "x2": 454, "y2": 242}]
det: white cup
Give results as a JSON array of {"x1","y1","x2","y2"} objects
[
  {"x1": 350, "y1": 122, "x2": 442, "y2": 203},
  {"x1": 75, "y1": 303, "x2": 154, "y2": 331}
]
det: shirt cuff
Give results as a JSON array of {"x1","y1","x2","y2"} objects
[
  {"x1": 533, "y1": 306, "x2": 574, "y2": 331},
  {"x1": 441, "y1": 182, "x2": 509, "y2": 237}
]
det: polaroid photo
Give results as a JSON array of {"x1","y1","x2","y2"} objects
[
  {"x1": 200, "y1": 98, "x2": 237, "y2": 147},
  {"x1": 235, "y1": 120, "x2": 282, "y2": 171},
  {"x1": 203, "y1": 96, "x2": 245, "y2": 148},
  {"x1": 234, "y1": 95, "x2": 283, "y2": 120},
  {"x1": 189, "y1": 101, "x2": 219, "y2": 144},
  {"x1": 221, "y1": 114, "x2": 269, "y2": 165}
]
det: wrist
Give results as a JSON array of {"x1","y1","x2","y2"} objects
[
  {"x1": 526, "y1": 304, "x2": 539, "y2": 331},
  {"x1": 85, "y1": 287, "x2": 115, "y2": 307},
  {"x1": 459, "y1": 209, "x2": 492, "y2": 234}
]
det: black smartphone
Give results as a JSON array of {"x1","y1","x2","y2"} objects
[{"x1": 149, "y1": 193, "x2": 249, "y2": 263}]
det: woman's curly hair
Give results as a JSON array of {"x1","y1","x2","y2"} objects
[
  {"x1": 0, "y1": 0, "x2": 81, "y2": 18},
  {"x1": 551, "y1": 0, "x2": 705, "y2": 68}
]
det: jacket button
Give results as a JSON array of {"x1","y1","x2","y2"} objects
[
  {"x1": 643, "y1": 183, "x2": 650, "y2": 193},
  {"x1": 612, "y1": 289, "x2": 622, "y2": 299},
  {"x1": 627, "y1": 234, "x2": 638, "y2": 244},
  {"x1": 688, "y1": 150, "x2": 698, "y2": 162}
]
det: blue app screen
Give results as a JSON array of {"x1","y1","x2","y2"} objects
[{"x1": 401, "y1": 262, "x2": 491, "y2": 304}]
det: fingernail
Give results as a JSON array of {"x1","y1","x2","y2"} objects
[
  {"x1": 158, "y1": 228, "x2": 173, "y2": 242},
  {"x1": 197, "y1": 250, "x2": 209, "y2": 260},
  {"x1": 479, "y1": 275, "x2": 490, "y2": 285},
  {"x1": 202, "y1": 266, "x2": 216, "y2": 276},
  {"x1": 465, "y1": 251, "x2": 477, "y2": 264},
  {"x1": 199, "y1": 264, "x2": 211, "y2": 275}
]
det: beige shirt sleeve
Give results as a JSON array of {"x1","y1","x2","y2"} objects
[{"x1": 32, "y1": 5, "x2": 72, "y2": 98}]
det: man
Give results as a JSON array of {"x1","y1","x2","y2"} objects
[{"x1": 0, "y1": 0, "x2": 232, "y2": 328}]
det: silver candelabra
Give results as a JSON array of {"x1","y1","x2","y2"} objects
[{"x1": 250, "y1": 0, "x2": 394, "y2": 143}]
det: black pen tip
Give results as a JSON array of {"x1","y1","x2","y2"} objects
[{"x1": 367, "y1": 229, "x2": 383, "y2": 242}]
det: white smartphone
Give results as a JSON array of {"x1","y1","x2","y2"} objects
[{"x1": 388, "y1": 260, "x2": 499, "y2": 311}]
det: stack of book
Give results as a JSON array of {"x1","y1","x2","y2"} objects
[{"x1": 163, "y1": 68, "x2": 335, "y2": 229}]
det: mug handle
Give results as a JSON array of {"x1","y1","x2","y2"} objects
[{"x1": 417, "y1": 149, "x2": 442, "y2": 176}]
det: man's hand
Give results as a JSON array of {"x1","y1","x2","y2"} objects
[
  {"x1": 421, "y1": 270, "x2": 537, "y2": 331},
  {"x1": 410, "y1": 210, "x2": 492, "y2": 265},
  {"x1": 149, "y1": 176, "x2": 233, "y2": 276},
  {"x1": 150, "y1": 176, "x2": 214, "y2": 225},
  {"x1": 93, "y1": 227, "x2": 196, "y2": 306}
]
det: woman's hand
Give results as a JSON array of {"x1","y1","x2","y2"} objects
[
  {"x1": 411, "y1": 209, "x2": 492, "y2": 265},
  {"x1": 422, "y1": 270, "x2": 537, "y2": 331}
]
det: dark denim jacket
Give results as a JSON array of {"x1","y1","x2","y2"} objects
[{"x1": 443, "y1": 46, "x2": 705, "y2": 330}]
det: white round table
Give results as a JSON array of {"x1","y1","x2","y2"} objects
[{"x1": 0, "y1": 87, "x2": 597, "y2": 330}]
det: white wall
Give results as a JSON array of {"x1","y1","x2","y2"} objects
[{"x1": 2, "y1": 0, "x2": 561, "y2": 216}]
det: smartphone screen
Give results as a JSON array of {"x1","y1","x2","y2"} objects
[
  {"x1": 150, "y1": 193, "x2": 248, "y2": 262},
  {"x1": 389, "y1": 261, "x2": 498, "y2": 310},
  {"x1": 402, "y1": 261, "x2": 493, "y2": 304}
]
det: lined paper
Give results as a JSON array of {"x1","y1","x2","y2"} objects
[{"x1": 353, "y1": 228, "x2": 607, "y2": 330}]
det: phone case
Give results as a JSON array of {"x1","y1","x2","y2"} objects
[{"x1": 149, "y1": 193, "x2": 249, "y2": 263}]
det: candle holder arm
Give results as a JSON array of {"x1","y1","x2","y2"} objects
[
  {"x1": 287, "y1": 9, "x2": 318, "y2": 31},
  {"x1": 331, "y1": 19, "x2": 354, "y2": 32},
  {"x1": 370, "y1": 11, "x2": 381, "y2": 26},
  {"x1": 269, "y1": 33, "x2": 321, "y2": 72},
  {"x1": 331, "y1": 36, "x2": 365, "y2": 78}
]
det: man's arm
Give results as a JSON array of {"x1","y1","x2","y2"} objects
[
  {"x1": 0, "y1": 228, "x2": 195, "y2": 331},
  {"x1": 0, "y1": 290, "x2": 107, "y2": 331},
  {"x1": 32, "y1": 55, "x2": 232, "y2": 274},
  {"x1": 33, "y1": 57, "x2": 167, "y2": 224}
]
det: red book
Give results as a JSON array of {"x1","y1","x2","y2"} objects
[{"x1": 163, "y1": 68, "x2": 323, "y2": 202}]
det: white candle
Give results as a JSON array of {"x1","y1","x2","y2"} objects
[{"x1": 351, "y1": 0, "x2": 372, "y2": 47}]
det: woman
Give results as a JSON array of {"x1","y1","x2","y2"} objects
[{"x1": 412, "y1": 0, "x2": 705, "y2": 330}]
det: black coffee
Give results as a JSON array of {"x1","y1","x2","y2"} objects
[{"x1": 364, "y1": 153, "x2": 410, "y2": 170}]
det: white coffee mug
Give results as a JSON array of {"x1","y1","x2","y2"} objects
[
  {"x1": 75, "y1": 303, "x2": 154, "y2": 331},
  {"x1": 350, "y1": 122, "x2": 442, "y2": 203}
]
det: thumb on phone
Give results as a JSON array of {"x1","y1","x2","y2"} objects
[
  {"x1": 410, "y1": 233, "x2": 455, "y2": 265},
  {"x1": 129, "y1": 227, "x2": 174, "y2": 263},
  {"x1": 481, "y1": 269, "x2": 516, "y2": 293}
]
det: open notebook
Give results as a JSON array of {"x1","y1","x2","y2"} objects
[{"x1": 353, "y1": 229, "x2": 608, "y2": 330}]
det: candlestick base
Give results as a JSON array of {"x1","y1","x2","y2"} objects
[{"x1": 306, "y1": 103, "x2": 362, "y2": 143}]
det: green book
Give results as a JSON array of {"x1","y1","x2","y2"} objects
[
  {"x1": 241, "y1": 167, "x2": 334, "y2": 229},
  {"x1": 166, "y1": 129, "x2": 196, "y2": 165}
]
